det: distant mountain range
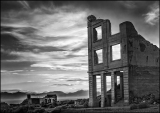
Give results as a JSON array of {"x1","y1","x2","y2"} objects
[
  {"x1": 1, "y1": 90, "x2": 102, "y2": 104},
  {"x1": 1, "y1": 90, "x2": 91, "y2": 100}
]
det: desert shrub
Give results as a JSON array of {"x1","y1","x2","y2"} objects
[
  {"x1": 67, "y1": 104, "x2": 74, "y2": 108},
  {"x1": 0, "y1": 109, "x2": 6, "y2": 113},
  {"x1": 155, "y1": 98, "x2": 160, "y2": 104},
  {"x1": 13, "y1": 105, "x2": 29, "y2": 113},
  {"x1": 83, "y1": 101, "x2": 88, "y2": 108},
  {"x1": 32, "y1": 108, "x2": 45, "y2": 113},
  {"x1": 28, "y1": 105, "x2": 35, "y2": 110},
  {"x1": 1, "y1": 109, "x2": 5, "y2": 113},
  {"x1": 130, "y1": 104, "x2": 138, "y2": 110},
  {"x1": 27, "y1": 110, "x2": 34, "y2": 113},
  {"x1": 50, "y1": 109, "x2": 61, "y2": 113},
  {"x1": 0, "y1": 108, "x2": 14, "y2": 113},
  {"x1": 49, "y1": 104, "x2": 56, "y2": 108},
  {"x1": 148, "y1": 99, "x2": 154, "y2": 104},
  {"x1": 138, "y1": 102, "x2": 149, "y2": 109},
  {"x1": 41, "y1": 104, "x2": 48, "y2": 108},
  {"x1": 67, "y1": 100, "x2": 74, "y2": 104}
]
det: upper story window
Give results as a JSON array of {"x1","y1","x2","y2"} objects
[
  {"x1": 111, "y1": 44, "x2": 121, "y2": 61},
  {"x1": 94, "y1": 49, "x2": 103, "y2": 64},
  {"x1": 93, "y1": 26, "x2": 102, "y2": 42}
]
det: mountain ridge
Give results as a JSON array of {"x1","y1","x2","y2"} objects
[{"x1": 1, "y1": 90, "x2": 90, "y2": 100}]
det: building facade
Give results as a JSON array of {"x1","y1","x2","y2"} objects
[
  {"x1": 87, "y1": 15, "x2": 159, "y2": 107},
  {"x1": 27, "y1": 93, "x2": 57, "y2": 105},
  {"x1": 44, "y1": 94, "x2": 57, "y2": 104}
]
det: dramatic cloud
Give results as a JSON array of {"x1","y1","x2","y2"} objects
[
  {"x1": 1, "y1": 2, "x2": 89, "y2": 72},
  {"x1": 144, "y1": 2, "x2": 159, "y2": 25},
  {"x1": 1, "y1": 1, "x2": 159, "y2": 93}
]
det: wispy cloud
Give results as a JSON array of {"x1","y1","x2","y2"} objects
[
  {"x1": 67, "y1": 78, "x2": 88, "y2": 81},
  {"x1": 5, "y1": 50, "x2": 88, "y2": 71},
  {"x1": 1, "y1": 5, "x2": 88, "y2": 49},
  {"x1": 119, "y1": 1, "x2": 137, "y2": 9},
  {"x1": 1, "y1": 89, "x2": 26, "y2": 93},
  {"x1": 1, "y1": 69, "x2": 24, "y2": 73},
  {"x1": 17, "y1": 1, "x2": 30, "y2": 9},
  {"x1": 1, "y1": 4, "x2": 89, "y2": 71},
  {"x1": 1, "y1": 70, "x2": 8, "y2": 73},
  {"x1": 51, "y1": 83, "x2": 74, "y2": 86},
  {"x1": 144, "y1": 2, "x2": 159, "y2": 25}
]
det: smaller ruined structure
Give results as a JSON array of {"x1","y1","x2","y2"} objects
[
  {"x1": 44, "y1": 94, "x2": 57, "y2": 104},
  {"x1": 27, "y1": 93, "x2": 57, "y2": 105}
]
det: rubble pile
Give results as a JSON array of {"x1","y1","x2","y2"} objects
[{"x1": 130, "y1": 93, "x2": 159, "y2": 104}]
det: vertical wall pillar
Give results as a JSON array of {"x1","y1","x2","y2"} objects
[
  {"x1": 120, "y1": 74, "x2": 124, "y2": 98},
  {"x1": 114, "y1": 73, "x2": 117, "y2": 102},
  {"x1": 89, "y1": 73, "x2": 97, "y2": 107},
  {"x1": 111, "y1": 71, "x2": 115, "y2": 106},
  {"x1": 87, "y1": 15, "x2": 97, "y2": 107},
  {"x1": 101, "y1": 72, "x2": 106, "y2": 107},
  {"x1": 102, "y1": 20, "x2": 111, "y2": 69},
  {"x1": 123, "y1": 67, "x2": 129, "y2": 105}
]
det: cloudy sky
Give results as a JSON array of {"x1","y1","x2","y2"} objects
[{"x1": 1, "y1": 1, "x2": 159, "y2": 93}]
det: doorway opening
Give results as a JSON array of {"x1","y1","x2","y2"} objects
[
  {"x1": 96, "y1": 75, "x2": 101, "y2": 107},
  {"x1": 115, "y1": 71, "x2": 124, "y2": 103},
  {"x1": 106, "y1": 75, "x2": 111, "y2": 106}
]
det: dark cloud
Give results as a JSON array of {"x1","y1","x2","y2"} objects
[
  {"x1": 1, "y1": 51, "x2": 19, "y2": 60},
  {"x1": 1, "y1": 31, "x2": 65, "y2": 55},
  {"x1": 1, "y1": 1, "x2": 23, "y2": 12},
  {"x1": 1, "y1": 26, "x2": 17, "y2": 32},
  {"x1": 1, "y1": 1, "x2": 157, "y2": 17},
  {"x1": 32, "y1": 46, "x2": 66, "y2": 53},
  {"x1": 51, "y1": 1, "x2": 155, "y2": 16},
  {"x1": 8, "y1": 26, "x2": 38, "y2": 36},
  {"x1": 72, "y1": 45, "x2": 87, "y2": 51},
  {"x1": 1, "y1": 33, "x2": 27, "y2": 52},
  {"x1": 27, "y1": 1, "x2": 70, "y2": 9},
  {"x1": 63, "y1": 63, "x2": 87, "y2": 68},
  {"x1": 1, "y1": 61, "x2": 35, "y2": 70}
]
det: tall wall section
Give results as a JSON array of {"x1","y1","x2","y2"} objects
[{"x1": 128, "y1": 31, "x2": 159, "y2": 99}]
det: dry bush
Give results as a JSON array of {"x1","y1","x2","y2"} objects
[
  {"x1": 138, "y1": 102, "x2": 149, "y2": 109},
  {"x1": 130, "y1": 104, "x2": 138, "y2": 110}
]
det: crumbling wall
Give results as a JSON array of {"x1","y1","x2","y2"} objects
[
  {"x1": 128, "y1": 35, "x2": 159, "y2": 67},
  {"x1": 128, "y1": 34, "x2": 159, "y2": 99}
]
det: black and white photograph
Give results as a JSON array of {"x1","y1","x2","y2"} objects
[{"x1": 1, "y1": 1, "x2": 159, "y2": 113}]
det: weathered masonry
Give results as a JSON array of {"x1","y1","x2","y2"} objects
[{"x1": 87, "y1": 15, "x2": 159, "y2": 107}]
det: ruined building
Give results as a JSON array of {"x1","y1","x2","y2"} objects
[
  {"x1": 87, "y1": 15, "x2": 159, "y2": 107},
  {"x1": 27, "y1": 93, "x2": 57, "y2": 105}
]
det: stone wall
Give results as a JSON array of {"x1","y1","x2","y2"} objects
[
  {"x1": 128, "y1": 33, "x2": 159, "y2": 99},
  {"x1": 87, "y1": 15, "x2": 159, "y2": 107},
  {"x1": 128, "y1": 35, "x2": 159, "y2": 67},
  {"x1": 129, "y1": 66, "x2": 159, "y2": 99}
]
